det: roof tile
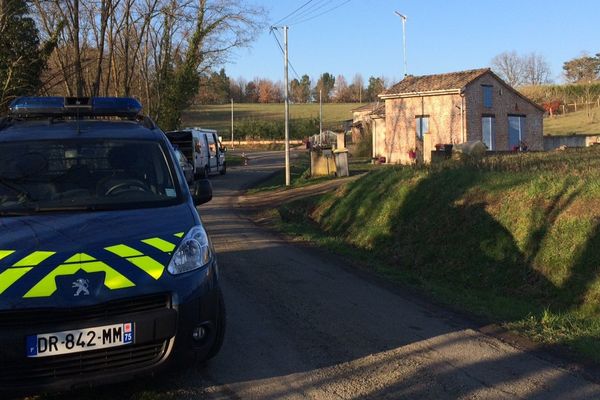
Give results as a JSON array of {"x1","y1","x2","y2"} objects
[{"x1": 383, "y1": 68, "x2": 490, "y2": 95}]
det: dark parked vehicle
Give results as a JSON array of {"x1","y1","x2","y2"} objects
[{"x1": 0, "y1": 97, "x2": 225, "y2": 396}]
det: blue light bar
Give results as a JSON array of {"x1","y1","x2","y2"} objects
[
  {"x1": 9, "y1": 97, "x2": 143, "y2": 118},
  {"x1": 9, "y1": 97, "x2": 65, "y2": 116},
  {"x1": 92, "y1": 97, "x2": 143, "y2": 117}
]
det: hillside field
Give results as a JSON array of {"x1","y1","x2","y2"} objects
[
  {"x1": 184, "y1": 103, "x2": 600, "y2": 137},
  {"x1": 544, "y1": 107, "x2": 600, "y2": 135},
  {"x1": 182, "y1": 103, "x2": 364, "y2": 133}
]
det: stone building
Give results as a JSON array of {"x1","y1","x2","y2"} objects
[
  {"x1": 377, "y1": 68, "x2": 545, "y2": 164},
  {"x1": 350, "y1": 103, "x2": 379, "y2": 144}
]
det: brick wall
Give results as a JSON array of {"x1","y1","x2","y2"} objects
[
  {"x1": 464, "y1": 74, "x2": 544, "y2": 151},
  {"x1": 384, "y1": 93, "x2": 463, "y2": 163}
]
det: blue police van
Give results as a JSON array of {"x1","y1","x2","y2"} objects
[{"x1": 0, "y1": 97, "x2": 225, "y2": 395}]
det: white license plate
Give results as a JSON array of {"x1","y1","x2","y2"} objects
[{"x1": 26, "y1": 323, "x2": 134, "y2": 358}]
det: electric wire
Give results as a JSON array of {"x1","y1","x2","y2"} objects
[
  {"x1": 272, "y1": 0, "x2": 316, "y2": 27},
  {"x1": 289, "y1": 0, "x2": 353, "y2": 26},
  {"x1": 284, "y1": 0, "x2": 335, "y2": 25},
  {"x1": 269, "y1": 28, "x2": 302, "y2": 81}
]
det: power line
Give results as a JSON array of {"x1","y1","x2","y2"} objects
[
  {"x1": 285, "y1": 0, "x2": 334, "y2": 25},
  {"x1": 270, "y1": 28, "x2": 301, "y2": 81},
  {"x1": 289, "y1": 0, "x2": 353, "y2": 26},
  {"x1": 272, "y1": 0, "x2": 316, "y2": 26}
]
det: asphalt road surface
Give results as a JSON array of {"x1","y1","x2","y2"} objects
[{"x1": 40, "y1": 150, "x2": 600, "y2": 400}]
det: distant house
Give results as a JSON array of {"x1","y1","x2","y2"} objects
[
  {"x1": 351, "y1": 103, "x2": 379, "y2": 144},
  {"x1": 377, "y1": 68, "x2": 545, "y2": 164}
]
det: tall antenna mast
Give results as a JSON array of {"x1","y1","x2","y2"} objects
[{"x1": 395, "y1": 11, "x2": 408, "y2": 77}]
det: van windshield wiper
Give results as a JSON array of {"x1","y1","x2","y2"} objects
[{"x1": 0, "y1": 178, "x2": 33, "y2": 202}]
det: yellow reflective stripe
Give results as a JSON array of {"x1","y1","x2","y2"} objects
[
  {"x1": 64, "y1": 253, "x2": 97, "y2": 263},
  {"x1": 105, "y1": 245, "x2": 164, "y2": 280},
  {"x1": 105, "y1": 244, "x2": 143, "y2": 258},
  {"x1": 142, "y1": 238, "x2": 176, "y2": 253},
  {"x1": 125, "y1": 256, "x2": 164, "y2": 280},
  {"x1": 13, "y1": 251, "x2": 56, "y2": 267},
  {"x1": 174, "y1": 232, "x2": 185, "y2": 238},
  {"x1": 0, "y1": 268, "x2": 32, "y2": 294},
  {"x1": 24, "y1": 261, "x2": 135, "y2": 298},
  {"x1": 0, "y1": 250, "x2": 15, "y2": 261}
]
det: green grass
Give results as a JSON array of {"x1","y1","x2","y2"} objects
[
  {"x1": 182, "y1": 103, "x2": 363, "y2": 133},
  {"x1": 246, "y1": 154, "x2": 377, "y2": 194},
  {"x1": 544, "y1": 107, "x2": 600, "y2": 135},
  {"x1": 272, "y1": 147, "x2": 600, "y2": 362},
  {"x1": 226, "y1": 154, "x2": 245, "y2": 166},
  {"x1": 246, "y1": 152, "x2": 315, "y2": 193}
]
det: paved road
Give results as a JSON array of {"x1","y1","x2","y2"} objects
[{"x1": 41, "y1": 150, "x2": 600, "y2": 400}]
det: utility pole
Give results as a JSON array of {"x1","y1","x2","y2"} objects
[
  {"x1": 395, "y1": 11, "x2": 408, "y2": 77},
  {"x1": 230, "y1": 98, "x2": 234, "y2": 150},
  {"x1": 319, "y1": 89, "x2": 323, "y2": 145},
  {"x1": 283, "y1": 26, "x2": 290, "y2": 186}
]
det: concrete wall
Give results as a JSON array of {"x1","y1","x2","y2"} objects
[
  {"x1": 464, "y1": 74, "x2": 544, "y2": 151},
  {"x1": 310, "y1": 151, "x2": 336, "y2": 176},
  {"x1": 384, "y1": 93, "x2": 463, "y2": 164},
  {"x1": 543, "y1": 135, "x2": 600, "y2": 151}
]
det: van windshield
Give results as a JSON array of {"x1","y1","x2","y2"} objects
[{"x1": 0, "y1": 139, "x2": 180, "y2": 215}]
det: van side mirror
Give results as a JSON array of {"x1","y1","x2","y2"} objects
[{"x1": 192, "y1": 179, "x2": 213, "y2": 206}]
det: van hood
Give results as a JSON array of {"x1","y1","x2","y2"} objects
[{"x1": 0, "y1": 204, "x2": 197, "y2": 308}]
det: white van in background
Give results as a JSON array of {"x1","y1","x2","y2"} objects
[{"x1": 166, "y1": 128, "x2": 227, "y2": 178}]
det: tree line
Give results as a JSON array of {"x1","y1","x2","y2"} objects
[
  {"x1": 491, "y1": 50, "x2": 600, "y2": 87},
  {"x1": 0, "y1": 0, "x2": 265, "y2": 130},
  {"x1": 195, "y1": 69, "x2": 388, "y2": 105}
]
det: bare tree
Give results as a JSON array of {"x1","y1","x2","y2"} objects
[
  {"x1": 30, "y1": 0, "x2": 265, "y2": 127},
  {"x1": 522, "y1": 52, "x2": 551, "y2": 85},
  {"x1": 491, "y1": 51, "x2": 524, "y2": 87}
]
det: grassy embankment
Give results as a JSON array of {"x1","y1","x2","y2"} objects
[{"x1": 272, "y1": 148, "x2": 600, "y2": 362}]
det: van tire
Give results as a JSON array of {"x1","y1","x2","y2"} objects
[
  {"x1": 219, "y1": 162, "x2": 226, "y2": 175},
  {"x1": 206, "y1": 289, "x2": 226, "y2": 360}
]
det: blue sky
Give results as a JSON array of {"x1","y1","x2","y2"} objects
[{"x1": 225, "y1": 0, "x2": 600, "y2": 86}]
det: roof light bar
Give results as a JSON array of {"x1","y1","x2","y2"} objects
[{"x1": 8, "y1": 97, "x2": 143, "y2": 118}]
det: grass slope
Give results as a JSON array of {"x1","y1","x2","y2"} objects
[
  {"x1": 276, "y1": 148, "x2": 600, "y2": 362},
  {"x1": 182, "y1": 103, "x2": 363, "y2": 133},
  {"x1": 545, "y1": 107, "x2": 600, "y2": 135}
]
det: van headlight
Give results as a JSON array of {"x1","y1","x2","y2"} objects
[{"x1": 167, "y1": 226, "x2": 212, "y2": 274}]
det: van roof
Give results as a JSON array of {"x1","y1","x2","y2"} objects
[{"x1": 0, "y1": 119, "x2": 163, "y2": 143}]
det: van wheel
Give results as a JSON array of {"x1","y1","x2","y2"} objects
[
  {"x1": 206, "y1": 289, "x2": 226, "y2": 360},
  {"x1": 219, "y1": 162, "x2": 226, "y2": 175},
  {"x1": 204, "y1": 166, "x2": 210, "y2": 178}
]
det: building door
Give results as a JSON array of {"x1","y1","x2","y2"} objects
[
  {"x1": 482, "y1": 116, "x2": 495, "y2": 150},
  {"x1": 508, "y1": 115, "x2": 526, "y2": 150}
]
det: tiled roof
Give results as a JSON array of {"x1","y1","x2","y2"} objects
[
  {"x1": 352, "y1": 103, "x2": 379, "y2": 112},
  {"x1": 371, "y1": 103, "x2": 385, "y2": 116},
  {"x1": 383, "y1": 68, "x2": 490, "y2": 95}
]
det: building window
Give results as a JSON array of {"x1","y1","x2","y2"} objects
[
  {"x1": 508, "y1": 115, "x2": 526, "y2": 150},
  {"x1": 482, "y1": 85, "x2": 493, "y2": 108},
  {"x1": 416, "y1": 116, "x2": 429, "y2": 140},
  {"x1": 482, "y1": 116, "x2": 495, "y2": 150}
]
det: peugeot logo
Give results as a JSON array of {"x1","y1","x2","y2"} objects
[{"x1": 72, "y1": 278, "x2": 90, "y2": 296}]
